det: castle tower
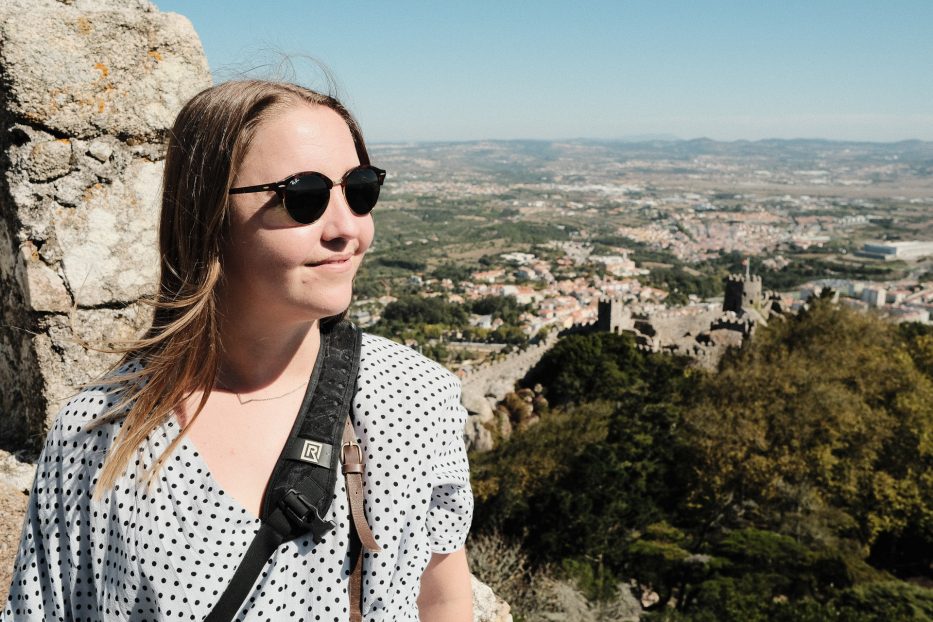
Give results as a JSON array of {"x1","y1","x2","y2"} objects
[
  {"x1": 598, "y1": 297, "x2": 630, "y2": 334},
  {"x1": 723, "y1": 273, "x2": 763, "y2": 314}
]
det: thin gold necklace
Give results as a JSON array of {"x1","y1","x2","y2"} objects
[{"x1": 216, "y1": 379, "x2": 308, "y2": 405}]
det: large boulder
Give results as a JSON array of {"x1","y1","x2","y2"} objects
[{"x1": 0, "y1": 0, "x2": 210, "y2": 447}]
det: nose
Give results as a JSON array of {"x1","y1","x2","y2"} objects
[{"x1": 319, "y1": 186, "x2": 367, "y2": 242}]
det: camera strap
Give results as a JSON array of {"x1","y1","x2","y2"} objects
[{"x1": 204, "y1": 320, "x2": 380, "y2": 622}]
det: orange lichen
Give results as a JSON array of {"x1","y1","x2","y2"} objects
[
  {"x1": 147, "y1": 50, "x2": 163, "y2": 62},
  {"x1": 55, "y1": 138, "x2": 71, "y2": 145},
  {"x1": 97, "y1": 99, "x2": 106, "y2": 113},
  {"x1": 95, "y1": 63, "x2": 110, "y2": 78},
  {"x1": 82, "y1": 183, "x2": 105, "y2": 202}
]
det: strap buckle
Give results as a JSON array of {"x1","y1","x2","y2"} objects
[
  {"x1": 279, "y1": 489, "x2": 335, "y2": 542},
  {"x1": 341, "y1": 440, "x2": 363, "y2": 465}
]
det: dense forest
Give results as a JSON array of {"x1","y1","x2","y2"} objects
[{"x1": 469, "y1": 297, "x2": 933, "y2": 621}]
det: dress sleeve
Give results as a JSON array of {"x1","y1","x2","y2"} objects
[
  {"x1": 3, "y1": 423, "x2": 74, "y2": 620},
  {"x1": 425, "y1": 374, "x2": 474, "y2": 554}
]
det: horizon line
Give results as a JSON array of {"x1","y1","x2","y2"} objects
[{"x1": 369, "y1": 135, "x2": 933, "y2": 146}]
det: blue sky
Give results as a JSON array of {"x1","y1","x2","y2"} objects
[{"x1": 154, "y1": 1, "x2": 933, "y2": 143}]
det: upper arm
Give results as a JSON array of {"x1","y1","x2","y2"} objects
[{"x1": 426, "y1": 374, "x2": 474, "y2": 554}]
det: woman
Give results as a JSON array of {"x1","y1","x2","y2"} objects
[{"x1": 3, "y1": 81, "x2": 474, "y2": 621}]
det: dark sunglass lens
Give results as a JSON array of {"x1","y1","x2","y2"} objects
[
  {"x1": 344, "y1": 167, "x2": 382, "y2": 215},
  {"x1": 284, "y1": 174, "x2": 330, "y2": 224}
]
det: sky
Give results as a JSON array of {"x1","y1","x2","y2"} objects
[{"x1": 154, "y1": 1, "x2": 933, "y2": 143}]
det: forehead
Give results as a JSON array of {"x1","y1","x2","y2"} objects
[{"x1": 236, "y1": 103, "x2": 359, "y2": 183}]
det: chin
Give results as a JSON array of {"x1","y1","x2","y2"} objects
[{"x1": 305, "y1": 297, "x2": 353, "y2": 321}]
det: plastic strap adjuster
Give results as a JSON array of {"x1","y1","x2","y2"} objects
[{"x1": 279, "y1": 489, "x2": 335, "y2": 542}]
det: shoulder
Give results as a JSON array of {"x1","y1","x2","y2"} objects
[
  {"x1": 360, "y1": 332, "x2": 461, "y2": 392},
  {"x1": 42, "y1": 359, "x2": 143, "y2": 459},
  {"x1": 357, "y1": 333, "x2": 464, "y2": 424},
  {"x1": 355, "y1": 334, "x2": 467, "y2": 454}
]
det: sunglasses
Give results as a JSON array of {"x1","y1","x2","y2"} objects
[{"x1": 229, "y1": 165, "x2": 386, "y2": 225}]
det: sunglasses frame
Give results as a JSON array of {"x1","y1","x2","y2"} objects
[{"x1": 229, "y1": 165, "x2": 386, "y2": 224}]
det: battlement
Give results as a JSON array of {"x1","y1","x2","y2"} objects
[
  {"x1": 711, "y1": 312, "x2": 756, "y2": 335},
  {"x1": 725, "y1": 273, "x2": 763, "y2": 283}
]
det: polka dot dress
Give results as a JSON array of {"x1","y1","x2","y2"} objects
[{"x1": 3, "y1": 333, "x2": 473, "y2": 622}]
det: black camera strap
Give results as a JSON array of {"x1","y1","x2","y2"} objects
[{"x1": 204, "y1": 320, "x2": 380, "y2": 622}]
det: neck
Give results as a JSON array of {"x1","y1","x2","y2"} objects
[{"x1": 215, "y1": 311, "x2": 322, "y2": 393}]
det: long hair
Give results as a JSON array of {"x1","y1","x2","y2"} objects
[{"x1": 93, "y1": 80, "x2": 371, "y2": 496}]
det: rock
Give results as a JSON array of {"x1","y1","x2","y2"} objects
[
  {"x1": 0, "y1": 0, "x2": 208, "y2": 455},
  {"x1": 0, "y1": 479, "x2": 31, "y2": 606},
  {"x1": 26, "y1": 138, "x2": 72, "y2": 182},
  {"x1": 465, "y1": 414, "x2": 494, "y2": 453},
  {"x1": 0, "y1": 450, "x2": 36, "y2": 493},
  {"x1": 15, "y1": 242, "x2": 72, "y2": 313},
  {"x1": 35, "y1": 306, "x2": 151, "y2": 429},
  {"x1": 472, "y1": 575, "x2": 512, "y2": 622},
  {"x1": 0, "y1": 6, "x2": 210, "y2": 140},
  {"x1": 640, "y1": 586, "x2": 660, "y2": 608},
  {"x1": 462, "y1": 387, "x2": 495, "y2": 423},
  {"x1": 595, "y1": 583, "x2": 643, "y2": 621},
  {"x1": 52, "y1": 171, "x2": 96, "y2": 207},
  {"x1": 1, "y1": 0, "x2": 154, "y2": 10},
  {"x1": 87, "y1": 139, "x2": 113, "y2": 162}
]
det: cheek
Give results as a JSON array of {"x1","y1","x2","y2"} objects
[
  {"x1": 359, "y1": 215, "x2": 375, "y2": 252},
  {"x1": 226, "y1": 226, "x2": 313, "y2": 279}
]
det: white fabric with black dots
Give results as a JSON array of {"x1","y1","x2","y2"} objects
[{"x1": 3, "y1": 333, "x2": 473, "y2": 622}]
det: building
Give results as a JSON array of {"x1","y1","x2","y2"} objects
[{"x1": 856, "y1": 241, "x2": 933, "y2": 261}]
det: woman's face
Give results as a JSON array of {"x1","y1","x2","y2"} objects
[{"x1": 221, "y1": 103, "x2": 374, "y2": 325}]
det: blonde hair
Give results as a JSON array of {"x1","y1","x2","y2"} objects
[{"x1": 93, "y1": 80, "x2": 371, "y2": 496}]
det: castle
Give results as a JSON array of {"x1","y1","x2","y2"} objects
[{"x1": 589, "y1": 270, "x2": 786, "y2": 366}]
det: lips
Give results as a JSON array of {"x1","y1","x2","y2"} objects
[{"x1": 307, "y1": 254, "x2": 352, "y2": 267}]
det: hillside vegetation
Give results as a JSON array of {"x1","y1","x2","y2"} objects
[{"x1": 470, "y1": 298, "x2": 933, "y2": 621}]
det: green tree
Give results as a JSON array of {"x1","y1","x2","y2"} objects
[
  {"x1": 377, "y1": 295, "x2": 468, "y2": 327},
  {"x1": 680, "y1": 298, "x2": 933, "y2": 561}
]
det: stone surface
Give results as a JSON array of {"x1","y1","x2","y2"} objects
[
  {"x1": 0, "y1": 450, "x2": 35, "y2": 493},
  {"x1": 32, "y1": 306, "x2": 152, "y2": 431},
  {"x1": 53, "y1": 160, "x2": 162, "y2": 306},
  {"x1": 462, "y1": 387, "x2": 495, "y2": 423},
  {"x1": 0, "y1": 0, "x2": 210, "y2": 448},
  {"x1": 472, "y1": 575, "x2": 513, "y2": 622},
  {"x1": 2, "y1": 0, "x2": 155, "y2": 10},
  {"x1": 87, "y1": 139, "x2": 113, "y2": 162},
  {"x1": 24, "y1": 138, "x2": 72, "y2": 182},
  {"x1": 0, "y1": 481, "x2": 29, "y2": 607},
  {"x1": 465, "y1": 414, "x2": 495, "y2": 453},
  {"x1": 460, "y1": 335, "x2": 557, "y2": 406},
  {"x1": 0, "y1": 6, "x2": 209, "y2": 140},
  {"x1": 14, "y1": 241, "x2": 72, "y2": 313}
]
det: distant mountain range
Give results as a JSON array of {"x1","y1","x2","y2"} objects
[{"x1": 371, "y1": 137, "x2": 933, "y2": 179}]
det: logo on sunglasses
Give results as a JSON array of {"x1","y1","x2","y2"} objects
[{"x1": 300, "y1": 440, "x2": 324, "y2": 464}]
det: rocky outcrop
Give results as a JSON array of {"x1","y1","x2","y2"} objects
[
  {"x1": 0, "y1": 0, "x2": 211, "y2": 448},
  {"x1": 472, "y1": 575, "x2": 514, "y2": 622}
]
